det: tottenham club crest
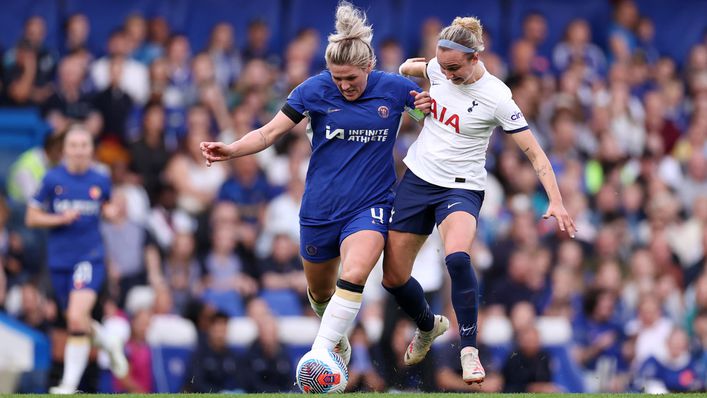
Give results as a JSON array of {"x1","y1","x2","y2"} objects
[{"x1": 377, "y1": 105, "x2": 389, "y2": 118}]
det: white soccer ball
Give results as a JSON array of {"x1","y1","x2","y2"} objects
[{"x1": 295, "y1": 349, "x2": 349, "y2": 393}]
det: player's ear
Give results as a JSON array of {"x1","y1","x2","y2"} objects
[{"x1": 364, "y1": 61, "x2": 373, "y2": 74}]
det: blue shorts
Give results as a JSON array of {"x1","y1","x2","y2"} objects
[
  {"x1": 50, "y1": 260, "x2": 106, "y2": 310},
  {"x1": 390, "y1": 169, "x2": 485, "y2": 235},
  {"x1": 300, "y1": 200, "x2": 393, "y2": 263}
]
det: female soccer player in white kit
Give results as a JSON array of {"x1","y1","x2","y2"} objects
[{"x1": 382, "y1": 17, "x2": 577, "y2": 384}]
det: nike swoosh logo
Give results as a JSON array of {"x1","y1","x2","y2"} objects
[
  {"x1": 431, "y1": 82, "x2": 440, "y2": 86},
  {"x1": 327, "y1": 108, "x2": 341, "y2": 113},
  {"x1": 447, "y1": 201, "x2": 462, "y2": 209},
  {"x1": 459, "y1": 324, "x2": 477, "y2": 335}
]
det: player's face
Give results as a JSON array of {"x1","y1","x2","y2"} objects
[
  {"x1": 329, "y1": 63, "x2": 371, "y2": 101},
  {"x1": 437, "y1": 48, "x2": 477, "y2": 85},
  {"x1": 63, "y1": 129, "x2": 93, "y2": 172}
]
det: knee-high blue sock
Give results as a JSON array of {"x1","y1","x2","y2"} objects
[
  {"x1": 446, "y1": 252, "x2": 478, "y2": 348},
  {"x1": 384, "y1": 277, "x2": 435, "y2": 332}
]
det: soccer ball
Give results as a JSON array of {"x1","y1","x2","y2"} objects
[{"x1": 296, "y1": 349, "x2": 349, "y2": 393}]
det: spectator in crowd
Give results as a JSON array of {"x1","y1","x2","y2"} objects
[
  {"x1": 573, "y1": 288, "x2": 628, "y2": 392},
  {"x1": 42, "y1": 54, "x2": 102, "y2": 136},
  {"x1": 114, "y1": 309, "x2": 153, "y2": 393},
  {"x1": 243, "y1": 311, "x2": 293, "y2": 392},
  {"x1": 206, "y1": 23, "x2": 242, "y2": 89},
  {"x1": 61, "y1": 14, "x2": 90, "y2": 56},
  {"x1": 627, "y1": 295, "x2": 674, "y2": 367},
  {"x1": 165, "y1": 105, "x2": 227, "y2": 217},
  {"x1": 203, "y1": 224, "x2": 258, "y2": 300},
  {"x1": 2, "y1": 16, "x2": 56, "y2": 106},
  {"x1": 608, "y1": 0, "x2": 640, "y2": 63},
  {"x1": 217, "y1": 155, "x2": 273, "y2": 227},
  {"x1": 7, "y1": 131, "x2": 64, "y2": 204},
  {"x1": 345, "y1": 323, "x2": 386, "y2": 391},
  {"x1": 185, "y1": 311, "x2": 245, "y2": 393},
  {"x1": 378, "y1": 38, "x2": 404, "y2": 74},
  {"x1": 161, "y1": 232, "x2": 204, "y2": 314},
  {"x1": 552, "y1": 19, "x2": 606, "y2": 83},
  {"x1": 101, "y1": 188, "x2": 161, "y2": 306},
  {"x1": 125, "y1": 14, "x2": 162, "y2": 66},
  {"x1": 145, "y1": 182, "x2": 195, "y2": 254},
  {"x1": 243, "y1": 20, "x2": 278, "y2": 66},
  {"x1": 90, "y1": 29, "x2": 149, "y2": 105},
  {"x1": 502, "y1": 326, "x2": 557, "y2": 393},
  {"x1": 259, "y1": 233, "x2": 306, "y2": 298},
  {"x1": 129, "y1": 102, "x2": 170, "y2": 202},
  {"x1": 93, "y1": 56, "x2": 135, "y2": 144},
  {"x1": 519, "y1": 12, "x2": 551, "y2": 73},
  {"x1": 634, "y1": 328, "x2": 704, "y2": 392}
]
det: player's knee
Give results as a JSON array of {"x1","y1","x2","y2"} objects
[
  {"x1": 339, "y1": 268, "x2": 367, "y2": 286},
  {"x1": 381, "y1": 271, "x2": 407, "y2": 288},
  {"x1": 65, "y1": 308, "x2": 90, "y2": 333},
  {"x1": 309, "y1": 285, "x2": 335, "y2": 303}
]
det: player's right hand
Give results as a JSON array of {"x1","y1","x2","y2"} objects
[
  {"x1": 61, "y1": 209, "x2": 80, "y2": 225},
  {"x1": 200, "y1": 141, "x2": 233, "y2": 166}
]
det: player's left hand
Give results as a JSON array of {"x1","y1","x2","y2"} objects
[
  {"x1": 410, "y1": 90, "x2": 432, "y2": 114},
  {"x1": 543, "y1": 201, "x2": 577, "y2": 238}
]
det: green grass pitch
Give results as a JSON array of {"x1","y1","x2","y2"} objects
[{"x1": 8, "y1": 394, "x2": 707, "y2": 397}]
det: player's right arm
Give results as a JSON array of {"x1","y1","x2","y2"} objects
[
  {"x1": 398, "y1": 57, "x2": 428, "y2": 79},
  {"x1": 25, "y1": 205, "x2": 79, "y2": 228},
  {"x1": 200, "y1": 111, "x2": 296, "y2": 166},
  {"x1": 26, "y1": 173, "x2": 80, "y2": 228}
]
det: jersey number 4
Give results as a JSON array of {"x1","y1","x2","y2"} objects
[{"x1": 371, "y1": 208, "x2": 386, "y2": 225}]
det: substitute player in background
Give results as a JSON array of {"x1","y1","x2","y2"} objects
[
  {"x1": 26, "y1": 126, "x2": 128, "y2": 394},
  {"x1": 201, "y1": 1, "x2": 430, "y2": 367},
  {"x1": 382, "y1": 16, "x2": 577, "y2": 384}
]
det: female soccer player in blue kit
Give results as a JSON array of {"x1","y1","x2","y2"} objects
[
  {"x1": 382, "y1": 16, "x2": 577, "y2": 384},
  {"x1": 26, "y1": 126, "x2": 128, "y2": 394},
  {"x1": 200, "y1": 1, "x2": 430, "y2": 365}
]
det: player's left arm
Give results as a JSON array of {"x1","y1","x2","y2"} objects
[
  {"x1": 398, "y1": 57, "x2": 428, "y2": 79},
  {"x1": 511, "y1": 129, "x2": 577, "y2": 238},
  {"x1": 100, "y1": 180, "x2": 120, "y2": 223}
]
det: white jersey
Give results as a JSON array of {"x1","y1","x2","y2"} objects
[{"x1": 404, "y1": 58, "x2": 528, "y2": 191}]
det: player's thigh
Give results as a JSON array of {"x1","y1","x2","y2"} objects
[
  {"x1": 66, "y1": 288, "x2": 98, "y2": 333},
  {"x1": 66, "y1": 260, "x2": 104, "y2": 331},
  {"x1": 302, "y1": 257, "x2": 341, "y2": 302},
  {"x1": 337, "y1": 202, "x2": 392, "y2": 285},
  {"x1": 435, "y1": 190, "x2": 484, "y2": 256},
  {"x1": 382, "y1": 230, "x2": 428, "y2": 288}
]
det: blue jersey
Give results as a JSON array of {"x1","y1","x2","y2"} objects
[
  {"x1": 31, "y1": 164, "x2": 111, "y2": 270},
  {"x1": 283, "y1": 70, "x2": 420, "y2": 224}
]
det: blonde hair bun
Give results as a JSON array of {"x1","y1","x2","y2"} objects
[{"x1": 452, "y1": 17, "x2": 483, "y2": 37}]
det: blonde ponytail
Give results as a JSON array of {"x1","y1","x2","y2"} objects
[{"x1": 325, "y1": 1, "x2": 376, "y2": 68}]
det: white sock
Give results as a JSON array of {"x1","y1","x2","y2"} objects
[
  {"x1": 308, "y1": 288, "x2": 331, "y2": 318},
  {"x1": 60, "y1": 335, "x2": 91, "y2": 389},
  {"x1": 312, "y1": 287, "x2": 362, "y2": 351}
]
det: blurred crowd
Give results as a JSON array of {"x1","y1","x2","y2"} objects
[{"x1": 1, "y1": 0, "x2": 707, "y2": 393}]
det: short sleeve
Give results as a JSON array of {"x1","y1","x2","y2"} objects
[
  {"x1": 30, "y1": 173, "x2": 53, "y2": 209},
  {"x1": 282, "y1": 82, "x2": 308, "y2": 123},
  {"x1": 402, "y1": 77, "x2": 422, "y2": 109},
  {"x1": 494, "y1": 98, "x2": 529, "y2": 134}
]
